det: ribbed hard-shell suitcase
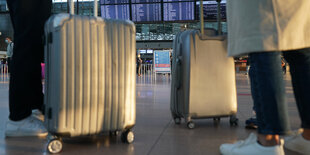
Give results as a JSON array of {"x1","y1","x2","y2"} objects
[
  {"x1": 43, "y1": 1, "x2": 136, "y2": 153},
  {"x1": 170, "y1": 0, "x2": 238, "y2": 129},
  {"x1": 170, "y1": 29, "x2": 238, "y2": 129}
]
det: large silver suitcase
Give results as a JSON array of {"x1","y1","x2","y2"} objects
[
  {"x1": 170, "y1": 30, "x2": 238, "y2": 129},
  {"x1": 170, "y1": 0, "x2": 238, "y2": 129},
  {"x1": 44, "y1": 1, "x2": 136, "y2": 153}
]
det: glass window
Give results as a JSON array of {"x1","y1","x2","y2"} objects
[
  {"x1": 135, "y1": 24, "x2": 142, "y2": 40},
  {"x1": 141, "y1": 24, "x2": 150, "y2": 40}
]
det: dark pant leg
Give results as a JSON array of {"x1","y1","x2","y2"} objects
[
  {"x1": 247, "y1": 63, "x2": 256, "y2": 112},
  {"x1": 7, "y1": 58, "x2": 11, "y2": 73},
  {"x1": 138, "y1": 65, "x2": 141, "y2": 75},
  {"x1": 249, "y1": 52, "x2": 290, "y2": 135},
  {"x1": 283, "y1": 48, "x2": 310, "y2": 129},
  {"x1": 7, "y1": 0, "x2": 51, "y2": 121}
]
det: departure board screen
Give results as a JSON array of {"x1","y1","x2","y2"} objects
[
  {"x1": 163, "y1": 2, "x2": 194, "y2": 21},
  {"x1": 147, "y1": 49, "x2": 153, "y2": 53},
  {"x1": 132, "y1": 4, "x2": 161, "y2": 22},
  {"x1": 196, "y1": 1, "x2": 226, "y2": 20},
  {"x1": 139, "y1": 50, "x2": 146, "y2": 53},
  {"x1": 100, "y1": 0, "x2": 129, "y2": 4},
  {"x1": 163, "y1": 0, "x2": 194, "y2": 2},
  {"x1": 101, "y1": 5, "x2": 130, "y2": 20},
  {"x1": 132, "y1": 0, "x2": 161, "y2": 3}
]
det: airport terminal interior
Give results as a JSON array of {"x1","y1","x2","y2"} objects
[{"x1": 0, "y1": 0, "x2": 305, "y2": 154}]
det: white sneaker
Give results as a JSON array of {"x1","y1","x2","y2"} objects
[
  {"x1": 284, "y1": 129, "x2": 310, "y2": 155},
  {"x1": 220, "y1": 133, "x2": 285, "y2": 155},
  {"x1": 32, "y1": 109, "x2": 44, "y2": 121},
  {"x1": 5, "y1": 115, "x2": 47, "y2": 137}
]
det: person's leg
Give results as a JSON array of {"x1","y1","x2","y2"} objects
[
  {"x1": 7, "y1": 0, "x2": 51, "y2": 121},
  {"x1": 138, "y1": 65, "x2": 141, "y2": 76},
  {"x1": 283, "y1": 48, "x2": 310, "y2": 154},
  {"x1": 7, "y1": 58, "x2": 10, "y2": 73},
  {"x1": 283, "y1": 48, "x2": 310, "y2": 133},
  {"x1": 245, "y1": 63, "x2": 258, "y2": 129},
  {"x1": 249, "y1": 52, "x2": 290, "y2": 136},
  {"x1": 30, "y1": 0, "x2": 51, "y2": 110},
  {"x1": 220, "y1": 52, "x2": 289, "y2": 155},
  {"x1": 5, "y1": 0, "x2": 51, "y2": 137}
]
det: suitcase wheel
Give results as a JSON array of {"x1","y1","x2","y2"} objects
[
  {"x1": 174, "y1": 117, "x2": 181, "y2": 125},
  {"x1": 109, "y1": 131, "x2": 119, "y2": 136},
  {"x1": 187, "y1": 121, "x2": 195, "y2": 129},
  {"x1": 230, "y1": 115, "x2": 239, "y2": 126},
  {"x1": 47, "y1": 137, "x2": 63, "y2": 154},
  {"x1": 213, "y1": 117, "x2": 221, "y2": 125},
  {"x1": 121, "y1": 130, "x2": 134, "y2": 144}
]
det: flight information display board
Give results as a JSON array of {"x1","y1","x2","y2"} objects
[
  {"x1": 101, "y1": 5, "x2": 130, "y2": 20},
  {"x1": 100, "y1": 0, "x2": 226, "y2": 22},
  {"x1": 132, "y1": 4, "x2": 161, "y2": 22},
  {"x1": 100, "y1": 0, "x2": 129, "y2": 4},
  {"x1": 154, "y1": 50, "x2": 171, "y2": 73},
  {"x1": 196, "y1": 1, "x2": 226, "y2": 20},
  {"x1": 132, "y1": 0, "x2": 161, "y2": 3},
  {"x1": 147, "y1": 49, "x2": 153, "y2": 53},
  {"x1": 163, "y1": 0, "x2": 194, "y2": 2},
  {"x1": 163, "y1": 2, "x2": 194, "y2": 21},
  {"x1": 139, "y1": 50, "x2": 146, "y2": 54}
]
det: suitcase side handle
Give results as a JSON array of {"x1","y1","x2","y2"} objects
[{"x1": 175, "y1": 57, "x2": 182, "y2": 89}]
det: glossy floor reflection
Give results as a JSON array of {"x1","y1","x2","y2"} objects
[{"x1": 0, "y1": 73, "x2": 301, "y2": 155}]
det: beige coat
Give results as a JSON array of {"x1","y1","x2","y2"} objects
[{"x1": 226, "y1": 0, "x2": 310, "y2": 57}]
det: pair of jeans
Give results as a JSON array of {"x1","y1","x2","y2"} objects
[
  {"x1": 7, "y1": 0, "x2": 51, "y2": 121},
  {"x1": 249, "y1": 48, "x2": 310, "y2": 135}
]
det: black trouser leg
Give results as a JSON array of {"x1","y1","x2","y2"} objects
[
  {"x1": 6, "y1": 0, "x2": 51, "y2": 121},
  {"x1": 7, "y1": 58, "x2": 11, "y2": 73}
]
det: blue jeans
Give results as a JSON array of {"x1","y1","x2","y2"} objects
[{"x1": 249, "y1": 48, "x2": 310, "y2": 135}]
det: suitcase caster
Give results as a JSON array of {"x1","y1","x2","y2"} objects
[
  {"x1": 47, "y1": 135, "x2": 63, "y2": 154},
  {"x1": 121, "y1": 130, "x2": 134, "y2": 144},
  {"x1": 110, "y1": 131, "x2": 119, "y2": 136},
  {"x1": 174, "y1": 117, "x2": 181, "y2": 125},
  {"x1": 213, "y1": 117, "x2": 221, "y2": 125},
  {"x1": 230, "y1": 115, "x2": 239, "y2": 126},
  {"x1": 187, "y1": 121, "x2": 195, "y2": 129}
]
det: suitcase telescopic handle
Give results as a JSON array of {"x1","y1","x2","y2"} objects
[
  {"x1": 94, "y1": 0, "x2": 98, "y2": 17},
  {"x1": 216, "y1": 0, "x2": 222, "y2": 35},
  {"x1": 200, "y1": 0, "x2": 222, "y2": 35},
  {"x1": 68, "y1": 0, "x2": 74, "y2": 15},
  {"x1": 199, "y1": 0, "x2": 204, "y2": 35},
  {"x1": 68, "y1": 0, "x2": 98, "y2": 17}
]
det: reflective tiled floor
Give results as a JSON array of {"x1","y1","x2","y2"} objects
[{"x1": 0, "y1": 73, "x2": 301, "y2": 155}]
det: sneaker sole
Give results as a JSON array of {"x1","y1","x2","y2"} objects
[{"x1": 32, "y1": 115, "x2": 45, "y2": 122}]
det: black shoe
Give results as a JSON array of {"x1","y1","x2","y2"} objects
[{"x1": 245, "y1": 117, "x2": 257, "y2": 129}]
